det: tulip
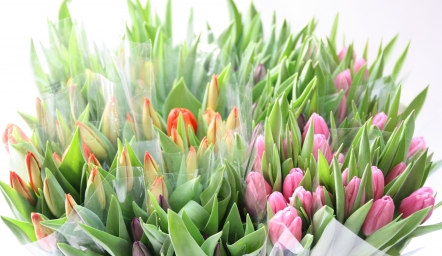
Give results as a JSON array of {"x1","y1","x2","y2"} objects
[
  {"x1": 148, "y1": 176, "x2": 168, "y2": 214},
  {"x1": 385, "y1": 162, "x2": 407, "y2": 184},
  {"x1": 362, "y1": 196, "x2": 395, "y2": 236},
  {"x1": 10, "y1": 171, "x2": 35, "y2": 205},
  {"x1": 336, "y1": 153, "x2": 345, "y2": 164},
  {"x1": 197, "y1": 136, "x2": 209, "y2": 160},
  {"x1": 302, "y1": 113, "x2": 329, "y2": 140},
  {"x1": 52, "y1": 152, "x2": 62, "y2": 168},
  {"x1": 126, "y1": 113, "x2": 137, "y2": 135},
  {"x1": 207, "y1": 74, "x2": 219, "y2": 110},
  {"x1": 338, "y1": 47, "x2": 355, "y2": 62},
  {"x1": 88, "y1": 167, "x2": 106, "y2": 210},
  {"x1": 268, "y1": 191, "x2": 287, "y2": 214},
  {"x1": 31, "y1": 213, "x2": 55, "y2": 251},
  {"x1": 254, "y1": 64, "x2": 266, "y2": 84},
  {"x1": 399, "y1": 187, "x2": 435, "y2": 223},
  {"x1": 65, "y1": 194, "x2": 77, "y2": 217},
  {"x1": 143, "y1": 99, "x2": 162, "y2": 140},
  {"x1": 131, "y1": 218, "x2": 143, "y2": 242},
  {"x1": 119, "y1": 147, "x2": 134, "y2": 192},
  {"x1": 334, "y1": 69, "x2": 352, "y2": 94},
  {"x1": 43, "y1": 178, "x2": 62, "y2": 218},
  {"x1": 159, "y1": 194, "x2": 171, "y2": 212},
  {"x1": 312, "y1": 134, "x2": 332, "y2": 162},
  {"x1": 372, "y1": 112, "x2": 388, "y2": 130},
  {"x1": 132, "y1": 241, "x2": 151, "y2": 256},
  {"x1": 203, "y1": 109, "x2": 216, "y2": 126},
  {"x1": 354, "y1": 57, "x2": 369, "y2": 80},
  {"x1": 26, "y1": 151, "x2": 42, "y2": 194},
  {"x1": 170, "y1": 127, "x2": 185, "y2": 150},
  {"x1": 36, "y1": 98, "x2": 55, "y2": 138},
  {"x1": 101, "y1": 96, "x2": 120, "y2": 146},
  {"x1": 371, "y1": 166, "x2": 385, "y2": 200},
  {"x1": 345, "y1": 177, "x2": 363, "y2": 217},
  {"x1": 223, "y1": 130, "x2": 235, "y2": 158},
  {"x1": 313, "y1": 186, "x2": 325, "y2": 209},
  {"x1": 2, "y1": 124, "x2": 30, "y2": 154},
  {"x1": 226, "y1": 106, "x2": 240, "y2": 131},
  {"x1": 245, "y1": 172, "x2": 271, "y2": 220},
  {"x1": 407, "y1": 136, "x2": 426, "y2": 159},
  {"x1": 342, "y1": 168, "x2": 349, "y2": 186},
  {"x1": 76, "y1": 121, "x2": 108, "y2": 161},
  {"x1": 297, "y1": 114, "x2": 306, "y2": 134},
  {"x1": 269, "y1": 206, "x2": 302, "y2": 246},
  {"x1": 186, "y1": 146, "x2": 198, "y2": 179},
  {"x1": 207, "y1": 112, "x2": 224, "y2": 145},
  {"x1": 283, "y1": 168, "x2": 304, "y2": 201},
  {"x1": 82, "y1": 143, "x2": 92, "y2": 160},
  {"x1": 87, "y1": 153, "x2": 101, "y2": 167},
  {"x1": 253, "y1": 135, "x2": 265, "y2": 172},
  {"x1": 167, "y1": 108, "x2": 197, "y2": 136},
  {"x1": 338, "y1": 95, "x2": 347, "y2": 122},
  {"x1": 290, "y1": 186, "x2": 313, "y2": 217},
  {"x1": 144, "y1": 152, "x2": 159, "y2": 186}
]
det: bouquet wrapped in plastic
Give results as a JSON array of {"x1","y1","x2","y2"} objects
[{"x1": 1, "y1": 1, "x2": 440, "y2": 255}]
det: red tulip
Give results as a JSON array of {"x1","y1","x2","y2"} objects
[{"x1": 167, "y1": 108, "x2": 197, "y2": 136}]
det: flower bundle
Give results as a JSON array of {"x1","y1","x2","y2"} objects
[{"x1": 1, "y1": 0, "x2": 440, "y2": 255}]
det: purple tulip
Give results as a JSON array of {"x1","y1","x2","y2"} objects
[
  {"x1": 269, "y1": 206, "x2": 303, "y2": 246},
  {"x1": 385, "y1": 162, "x2": 406, "y2": 184},
  {"x1": 254, "y1": 64, "x2": 266, "y2": 85},
  {"x1": 290, "y1": 186, "x2": 313, "y2": 217},
  {"x1": 312, "y1": 134, "x2": 332, "y2": 162},
  {"x1": 372, "y1": 112, "x2": 388, "y2": 130},
  {"x1": 268, "y1": 191, "x2": 288, "y2": 214},
  {"x1": 283, "y1": 168, "x2": 304, "y2": 201},
  {"x1": 334, "y1": 69, "x2": 352, "y2": 95},
  {"x1": 133, "y1": 241, "x2": 151, "y2": 256},
  {"x1": 131, "y1": 218, "x2": 143, "y2": 241},
  {"x1": 371, "y1": 166, "x2": 385, "y2": 200},
  {"x1": 254, "y1": 135, "x2": 265, "y2": 172},
  {"x1": 302, "y1": 113, "x2": 330, "y2": 140},
  {"x1": 245, "y1": 172, "x2": 272, "y2": 219},
  {"x1": 399, "y1": 187, "x2": 435, "y2": 223},
  {"x1": 407, "y1": 136, "x2": 426, "y2": 159},
  {"x1": 345, "y1": 177, "x2": 363, "y2": 217},
  {"x1": 362, "y1": 196, "x2": 395, "y2": 236}
]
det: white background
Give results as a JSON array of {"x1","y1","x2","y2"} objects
[{"x1": 0, "y1": 0, "x2": 442, "y2": 255}]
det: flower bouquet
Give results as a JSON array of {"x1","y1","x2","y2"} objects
[{"x1": 1, "y1": 0, "x2": 440, "y2": 255}]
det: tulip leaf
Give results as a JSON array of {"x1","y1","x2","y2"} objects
[
  {"x1": 79, "y1": 223, "x2": 132, "y2": 256},
  {"x1": 182, "y1": 211, "x2": 205, "y2": 246},
  {"x1": 169, "y1": 176, "x2": 201, "y2": 212},
  {"x1": 40, "y1": 217, "x2": 67, "y2": 232},
  {"x1": 132, "y1": 201, "x2": 149, "y2": 222},
  {"x1": 141, "y1": 223, "x2": 168, "y2": 254},
  {"x1": 201, "y1": 231, "x2": 223, "y2": 256},
  {"x1": 223, "y1": 203, "x2": 244, "y2": 244},
  {"x1": 384, "y1": 86, "x2": 402, "y2": 132},
  {"x1": 0, "y1": 181, "x2": 35, "y2": 223},
  {"x1": 160, "y1": 235, "x2": 175, "y2": 256},
  {"x1": 226, "y1": 226, "x2": 266, "y2": 256},
  {"x1": 203, "y1": 195, "x2": 219, "y2": 236},
  {"x1": 332, "y1": 157, "x2": 345, "y2": 222},
  {"x1": 57, "y1": 243, "x2": 103, "y2": 256},
  {"x1": 318, "y1": 151, "x2": 331, "y2": 191},
  {"x1": 402, "y1": 86, "x2": 428, "y2": 119},
  {"x1": 106, "y1": 196, "x2": 130, "y2": 242},
  {"x1": 168, "y1": 210, "x2": 206, "y2": 256},
  {"x1": 155, "y1": 127, "x2": 182, "y2": 154},
  {"x1": 344, "y1": 200, "x2": 373, "y2": 234},
  {"x1": 269, "y1": 100, "x2": 282, "y2": 149},
  {"x1": 178, "y1": 200, "x2": 210, "y2": 231},
  {"x1": 301, "y1": 121, "x2": 314, "y2": 162},
  {"x1": 0, "y1": 216, "x2": 36, "y2": 244},
  {"x1": 147, "y1": 191, "x2": 169, "y2": 232},
  {"x1": 392, "y1": 42, "x2": 410, "y2": 78},
  {"x1": 200, "y1": 167, "x2": 224, "y2": 208},
  {"x1": 59, "y1": 128, "x2": 85, "y2": 188},
  {"x1": 74, "y1": 205, "x2": 106, "y2": 231},
  {"x1": 164, "y1": 79, "x2": 201, "y2": 120}
]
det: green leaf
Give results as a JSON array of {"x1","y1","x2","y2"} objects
[
  {"x1": 344, "y1": 200, "x2": 373, "y2": 234},
  {"x1": 401, "y1": 86, "x2": 428, "y2": 119},
  {"x1": 224, "y1": 203, "x2": 244, "y2": 244},
  {"x1": 1, "y1": 216, "x2": 36, "y2": 244},
  {"x1": 329, "y1": 13, "x2": 339, "y2": 47},
  {"x1": 268, "y1": 100, "x2": 282, "y2": 149},
  {"x1": 182, "y1": 211, "x2": 205, "y2": 246},
  {"x1": 106, "y1": 196, "x2": 130, "y2": 242},
  {"x1": 201, "y1": 231, "x2": 223, "y2": 256},
  {"x1": 0, "y1": 181, "x2": 35, "y2": 222},
  {"x1": 80, "y1": 223, "x2": 132, "y2": 256},
  {"x1": 44, "y1": 168, "x2": 66, "y2": 218},
  {"x1": 178, "y1": 201, "x2": 210, "y2": 231},
  {"x1": 57, "y1": 243, "x2": 102, "y2": 256},
  {"x1": 332, "y1": 158, "x2": 345, "y2": 222},
  {"x1": 141, "y1": 223, "x2": 168, "y2": 254},
  {"x1": 40, "y1": 217, "x2": 66, "y2": 232},
  {"x1": 203, "y1": 195, "x2": 219, "y2": 236},
  {"x1": 169, "y1": 176, "x2": 201, "y2": 212},
  {"x1": 59, "y1": 128, "x2": 86, "y2": 188},
  {"x1": 168, "y1": 210, "x2": 206, "y2": 256},
  {"x1": 226, "y1": 226, "x2": 267, "y2": 256},
  {"x1": 163, "y1": 78, "x2": 202, "y2": 119},
  {"x1": 147, "y1": 190, "x2": 168, "y2": 232},
  {"x1": 392, "y1": 42, "x2": 410, "y2": 77}
]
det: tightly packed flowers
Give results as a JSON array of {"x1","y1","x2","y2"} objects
[{"x1": 0, "y1": 1, "x2": 440, "y2": 256}]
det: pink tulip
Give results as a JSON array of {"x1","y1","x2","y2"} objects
[
  {"x1": 372, "y1": 112, "x2": 388, "y2": 130},
  {"x1": 269, "y1": 206, "x2": 303, "y2": 246},
  {"x1": 362, "y1": 196, "x2": 395, "y2": 236},
  {"x1": 342, "y1": 168, "x2": 349, "y2": 186},
  {"x1": 283, "y1": 168, "x2": 304, "y2": 201},
  {"x1": 312, "y1": 134, "x2": 332, "y2": 162},
  {"x1": 245, "y1": 172, "x2": 272, "y2": 220},
  {"x1": 333, "y1": 153, "x2": 345, "y2": 165},
  {"x1": 290, "y1": 186, "x2": 313, "y2": 217},
  {"x1": 354, "y1": 57, "x2": 369, "y2": 80},
  {"x1": 268, "y1": 191, "x2": 288, "y2": 214},
  {"x1": 302, "y1": 113, "x2": 330, "y2": 140},
  {"x1": 407, "y1": 136, "x2": 426, "y2": 159},
  {"x1": 385, "y1": 162, "x2": 406, "y2": 184},
  {"x1": 399, "y1": 187, "x2": 435, "y2": 223},
  {"x1": 313, "y1": 186, "x2": 326, "y2": 209},
  {"x1": 334, "y1": 69, "x2": 352, "y2": 95},
  {"x1": 371, "y1": 166, "x2": 385, "y2": 200},
  {"x1": 254, "y1": 135, "x2": 265, "y2": 172},
  {"x1": 338, "y1": 47, "x2": 355, "y2": 62},
  {"x1": 345, "y1": 177, "x2": 363, "y2": 217}
]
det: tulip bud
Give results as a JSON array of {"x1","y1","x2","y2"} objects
[
  {"x1": 52, "y1": 152, "x2": 62, "y2": 168},
  {"x1": 268, "y1": 191, "x2": 287, "y2": 214},
  {"x1": 207, "y1": 74, "x2": 219, "y2": 110},
  {"x1": 223, "y1": 130, "x2": 235, "y2": 158},
  {"x1": 82, "y1": 143, "x2": 92, "y2": 160},
  {"x1": 245, "y1": 172, "x2": 271, "y2": 220},
  {"x1": 170, "y1": 127, "x2": 185, "y2": 150},
  {"x1": 36, "y1": 98, "x2": 55, "y2": 138},
  {"x1": 88, "y1": 168, "x2": 106, "y2": 210},
  {"x1": 407, "y1": 136, "x2": 426, "y2": 159},
  {"x1": 43, "y1": 178, "x2": 61, "y2": 218},
  {"x1": 126, "y1": 113, "x2": 137, "y2": 134},
  {"x1": 207, "y1": 112, "x2": 224, "y2": 145},
  {"x1": 203, "y1": 109, "x2": 216, "y2": 126},
  {"x1": 131, "y1": 218, "x2": 143, "y2": 242},
  {"x1": 147, "y1": 176, "x2": 168, "y2": 214},
  {"x1": 167, "y1": 108, "x2": 197, "y2": 136},
  {"x1": 253, "y1": 135, "x2": 265, "y2": 172},
  {"x1": 334, "y1": 69, "x2": 352, "y2": 94},
  {"x1": 186, "y1": 147, "x2": 198, "y2": 179},
  {"x1": 76, "y1": 121, "x2": 108, "y2": 161},
  {"x1": 226, "y1": 106, "x2": 240, "y2": 131},
  {"x1": 302, "y1": 113, "x2": 329, "y2": 140},
  {"x1": 290, "y1": 186, "x2": 313, "y2": 217},
  {"x1": 65, "y1": 194, "x2": 77, "y2": 217},
  {"x1": 159, "y1": 194, "x2": 171, "y2": 212},
  {"x1": 132, "y1": 241, "x2": 151, "y2": 256},
  {"x1": 385, "y1": 162, "x2": 406, "y2": 184},
  {"x1": 354, "y1": 57, "x2": 369, "y2": 80},
  {"x1": 282, "y1": 132, "x2": 292, "y2": 160},
  {"x1": 2, "y1": 124, "x2": 30, "y2": 154},
  {"x1": 144, "y1": 152, "x2": 159, "y2": 186},
  {"x1": 101, "y1": 96, "x2": 120, "y2": 145},
  {"x1": 10, "y1": 171, "x2": 35, "y2": 205},
  {"x1": 31, "y1": 213, "x2": 55, "y2": 251},
  {"x1": 336, "y1": 153, "x2": 345, "y2": 165},
  {"x1": 143, "y1": 99, "x2": 161, "y2": 140},
  {"x1": 338, "y1": 46, "x2": 355, "y2": 62},
  {"x1": 87, "y1": 153, "x2": 101, "y2": 167},
  {"x1": 269, "y1": 206, "x2": 302, "y2": 246},
  {"x1": 342, "y1": 168, "x2": 349, "y2": 186},
  {"x1": 371, "y1": 166, "x2": 385, "y2": 200},
  {"x1": 362, "y1": 196, "x2": 395, "y2": 236},
  {"x1": 345, "y1": 177, "x2": 363, "y2": 217},
  {"x1": 399, "y1": 187, "x2": 435, "y2": 223},
  {"x1": 26, "y1": 151, "x2": 42, "y2": 194},
  {"x1": 197, "y1": 137, "x2": 209, "y2": 160},
  {"x1": 313, "y1": 186, "x2": 325, "y2": 209},
  {"x1": 283, "y1": 168, "x2": 304, "y2": 201},
  {"x1": 119, "y1": 147, "x2": 134, "y2": 192},
  {"x1": 372, "y1": 112, "x2": 387, "y2": 130},
  {"x1": 312, "y1": 134, "x2": 332, "y2": 162},
  {"x1": 254, "y1": 64, "x2": 266, "y2": 85}
]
